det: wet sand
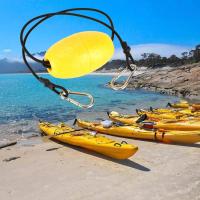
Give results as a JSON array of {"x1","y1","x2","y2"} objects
[{"x1": 0, "y1": 134, "x2": 199, "y2": 200}]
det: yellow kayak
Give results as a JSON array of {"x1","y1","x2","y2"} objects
[
  {"x1": 192, "y1": 104, "x2": 200, "y2": 111},
  {"x1": 76, "y1": 119, "x2": 200, "y2": 144},
  {"x1": 150, "y1": 107, "x2": 200, "y2": 116},
  {"x1": 167, "y1": 100, "x2": 189, "y2": 108},
  {"x1": 149, "y1": 107, "x2": 176, "y2": 114},
  {"x1": 107, "y1": 111, "x2": 139, "y2": 124},
  {"x1": 108, "y1": 110, "x2": 200, "y2": 126},
  {"x1": 168, "y1": 101, "x2": 200, "y2": 111},
  {"x1": 137, "y1": 109, "x2": 186, "y2": 120},
  {"x1": 108, "y1": 110, "x2": 181, "y2": 124},
  {"x1": 138, "y1": 109, "x2": 200, "y2": 122},
  {"x1": 142, "y1": 120, "x2": 200, "y2": 131},
  {"x1": 39, "y1": 122, "x2": 138, "y2": 160}
]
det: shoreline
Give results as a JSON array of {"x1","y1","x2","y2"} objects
[
  {"x1": 90, "y1": 70, "x2": 145, "y2": 76},
  {"x1": 107, "y1": 62, "x2": 200, "y2": 101},
  {"x1": 0, "y1": 69, "x2": 145, "y2": 76}
]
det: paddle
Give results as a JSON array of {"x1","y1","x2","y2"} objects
[
  {"x1": 149, "y1": 107, "x2": 154, "y2": 112},
  {"x1": 136, "y1": 114, "x2": 148, "y2": 123},
  {"x1": 166, "y1": 102, "x2": 172, "y2": 107}
]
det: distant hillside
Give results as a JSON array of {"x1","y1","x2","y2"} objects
[
  {"x1": 0, "y1": 51, "x2": 122, "y2": 74},
  {"x1": 0, "y1": 56, "x2": 125, "y2": 74},
  {"x1": 0, "y1": 58, "x2": 45, "y2": 74}
]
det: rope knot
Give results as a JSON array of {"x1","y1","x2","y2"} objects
[
  {"x1": 122, "y1": 41, "x2": 131, "y2": 55},
  {"x1": 39, "y1": 77, "x2": 55, "y2": 90}
]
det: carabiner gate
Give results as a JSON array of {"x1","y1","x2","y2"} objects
[
  {"x1": 110, "y1": 64, "x2": 137, "y2": 90},
  {"x1": 60, "y1": 90, "x2": 94, "y2": 109}
]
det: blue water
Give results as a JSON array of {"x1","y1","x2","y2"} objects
[{"x1": 0, "y1": 73, "x2": 179, "y2": 126}]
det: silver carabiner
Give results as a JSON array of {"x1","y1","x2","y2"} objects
[
  {"x1": 110, "y1": 64, "x2": 137, "y2": 90},
  {"x1": 60, "y1": 90, "x2": 94, "y2": 109}
]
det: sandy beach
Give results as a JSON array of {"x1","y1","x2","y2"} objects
[
  {"x1": 21, "y1": 69, "x2": 145, "y2": 76},
  {"x1": 0, "y1": 134, "x2": 199, "y2": 200},
  {"x1": 90, "y1": 68, "x2": 146, "y2": 76}
]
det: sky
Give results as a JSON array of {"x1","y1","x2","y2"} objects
[{"x1": 0, "y1": 0, "x2": 200, "y2": 60}]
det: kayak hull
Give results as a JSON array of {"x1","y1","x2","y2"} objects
[
  {"x1": 154, "y1": 121, "x2": 200, "y2": 131},
  {"x1": 109, "y1": 114, "x2": 138, "y2": 125},
  {"x1": 39, "y1": 122, "x2": 138, "y2": 160},
  {"x1": 192, "y1": 104, "x2": 200, "y2": 111},
  {"x1": 77, "y1": 119, "x2": 200, "y2": 144}
]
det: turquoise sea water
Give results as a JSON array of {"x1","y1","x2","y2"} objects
[{"x1": 0, "y1": 74, "x2": 179, "y2": 138}]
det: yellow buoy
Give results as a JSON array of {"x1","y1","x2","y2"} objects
[
  {"x1": 20, "y1": 8, "x2": 136, "y2": 108},
  {"x1": 44, "y1": 31, "x2": 114, "y2": 79}
]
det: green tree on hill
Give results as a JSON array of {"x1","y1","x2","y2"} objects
[
  {"x1": 194, "y1": 44, "x2": 200, "y2": 62},
  {"x1": 168, "y1": 55, "x2": 180, "y2": 66},
  {"x1": 181, "y1": 52, "x2": 188, "y2": 59},
  {"x1": 100, "y1": 44, "x2": 200, "y2": 71}
]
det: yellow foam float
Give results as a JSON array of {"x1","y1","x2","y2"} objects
[{"x1": 45, "y1": 31, "x2": 114, "y2": 79}]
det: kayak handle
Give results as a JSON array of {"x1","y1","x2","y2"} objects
[
  {"x1": 60, "y1": 90, "x2": 94, "y2": 109},
  {"x1": 110, "y1": 64, "x2": 136, "y2": 90}
]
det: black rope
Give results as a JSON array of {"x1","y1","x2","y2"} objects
[{"x1": 20, "y1": 8, "x2": 135, "y2": 97}]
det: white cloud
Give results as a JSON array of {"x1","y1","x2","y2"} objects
[
  {"x1": 2, "y1": 49, "x2": 12, "y2": 53},
  {"x1": 113, "y1": 43, "x2": 192, "y2": 60}
]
